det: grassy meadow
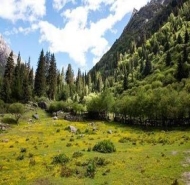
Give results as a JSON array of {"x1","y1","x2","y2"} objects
[{"x1": 0, "y1": 109, "x2": 190, "y2": 185}]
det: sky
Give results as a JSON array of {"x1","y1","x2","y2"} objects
[{"x1": 0, "y1": 0, "x2": 149, "y2": 74}]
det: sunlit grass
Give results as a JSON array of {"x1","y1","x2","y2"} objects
[{"x1": 0, "y1": 109, "x2": 190, "y2": 184}]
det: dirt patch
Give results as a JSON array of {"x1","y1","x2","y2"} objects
[
  {"x1": 171, "y1": 151, "x2": 178, "y2": 155},
  {"x1": 182, "y1": 172, "x2": 190, "y2": 185},
  {"x1": 32, "y1": 178, "x2": 54, "y2": 185}
]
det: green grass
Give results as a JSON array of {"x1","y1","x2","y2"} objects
[{"x1": 0, "y1": 109, "x2": 190, "y2": 185}]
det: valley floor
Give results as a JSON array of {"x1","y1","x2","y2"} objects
[{"x1": 0, "y1": 110, "x2": 190, "y2": 185}]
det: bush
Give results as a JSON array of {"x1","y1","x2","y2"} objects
[
  {"x1": 1, "y1": 117, "x2": 17, "y2": 124},
  {"x1": 93, "y1": 140, "x2": 116, "y2": 153},
  {"x1": 94, "y1": 157, "x2": 109, "y2": 166},
  {"x1": 9, "y1": 103, "x2": 25, "y2": 124},
  {"x1": 52, "y1": 153, "x2": 69, "y2": 165},
  {"x1": 118, "y1": 137, "x2": 129, "y2": 143},
  {"x1": 72, "y1": 151, "x2": 83, "y2": 158},
  {"x1": 20, "y1": 148, "x2": 27, "y2": 153},
  {"x1": 86, "y1": 160, "x2": 96, "y2": 178},
  {"x1": 17, "y1": 154, "x2": 24, "y2": 160}
]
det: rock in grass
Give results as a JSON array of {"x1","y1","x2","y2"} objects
[{"x1": 69, "y1": 125, "x2": 77, "y2": 133}]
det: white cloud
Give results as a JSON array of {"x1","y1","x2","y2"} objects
[
  {"x1": 53, "y1": 0, "x2": 76, "y2": 11},
  {"x1": 0, "y1": 0, "x2": 46, "y2": 22},
  {"x1": 4, "y1": 24, "x2": 39, "y2": 36},
  {"x1": 39, "y1": 0, "x2": 149, "y2": 67},
  {"x1": 1, "y1": 0, "x2": 149, "y2": 68}
]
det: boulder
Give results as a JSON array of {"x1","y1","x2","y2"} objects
[
  {"x1": 69, "y1": 125, "x2": 77, "y2": 133},
  {"x1": 107, "y1": 130, "x2": 112, "y2": 134},
  {"x1": 38, "y1": 102, "x2": 48, "y2": 110},
  {"x1": 53, "y1": 116, "x2": 58, "y2": 120},
  {"x1": 32, "y1": 113, "x2": 39, "y2": 120}
]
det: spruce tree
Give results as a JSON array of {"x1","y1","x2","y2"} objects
[
  {"x1": 183, "y1": 46, "x2": 188, "y2": 63},
  {"x1": 1, "y1": 51, "x2": 15, "y2": 102},
  {"x1": 176, "y1": 56, "x2": 188, "y2": 81},
  {"x1": 166, "y1": 51, "x2": 171, "y2": 66},
  {"x1": 65, "y1": 64, "x2": 74, "y2": 85},
  {"x1": 184, "y1": 29, "x2": 189, "y2": 44},
  {"x1": 65, "y1": 64, "x2": 74, "y2": 98},
  {"x1": 143, "y1": 58, "x2": 152, "y2": 76},
  {"x1": 34, "y1": 50, "x2": 46, "y2": 97},
  {"x1": 76, "y1": 68, "x2": 83, "y2": 96},
  {"x1": 47, "y1": 54, "x2": 57, "y2": 100},
  {"x1": 123, "y1": 69, "x2": 128, "y2": 90},
  {"x1": 12, "y1": 52, "x2": 22, "y2": 101},
  {"x1": 97, "y1": 75, "x2": 103, "y2": 92}
]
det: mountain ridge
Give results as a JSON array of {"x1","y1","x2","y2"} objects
[{"x1": 88, "y1": 0, "x2": 187, "y2": 79}]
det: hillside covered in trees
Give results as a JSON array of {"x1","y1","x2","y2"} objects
[{"x1": 0, "y1": 0, "x2": 190, "y2": 127}]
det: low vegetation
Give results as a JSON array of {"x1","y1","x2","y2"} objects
[{"x1": 0, "y1": 109, "x2": 190, "y2": 184}]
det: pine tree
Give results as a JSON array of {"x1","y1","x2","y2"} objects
[
  {"x1": 65, "y1": 64, "x2": 74, "y2": 85},
  {"x1": 183, "y1": 46, "x2": 188, "y2": 63},
  {"x1": 164, "y1": 41, "x2": 170, "y2": 52},
  {"x1": 97, "y1": 75, "x2": 103, "y2": 92},
  {"x1": 184, "y1": 29, "x2": 189, "y2": 44},
  {"x1": 1, "y1": 51, "x2": 15, "y2": 102},
  {"x1": 87, "y1": 74, "x2": 92, "y2": 94},
  {"x1": 22, "y1": 72, "x2": 32, "y2": 103},
  {"x1": 143, "y1": 58, "x2": 152, "y2": 76},
  {"x1": 34, "y1": 50, "x2": 46, "y2": 97},
  {"x1": 76, "y1": 68, "x2": 83, "y2": 96},
  {"x1": 165, "y1": 51, "x2": 171, "y2": 66},
  {"x1": 47, "y1": 54, "x2": 57, "y2": 100},
  {"x1": 123, "y1": 69, "x2": 128, "y2": 90},
  {"x1": 12, "y1": 52, "x2": 22, "y2": 101},
  {"x1": 177, "y1": 33, "x2": 183, "y2": 44},
  {"x1": 28, "y1": 68, "x2": 34, "y2": 88},
  {"x1": 176, "y1": 56, "x2": 188, "y2": 81},
  {"x1": 65, "y1": 64, "x2": 75, "y2": 98}
]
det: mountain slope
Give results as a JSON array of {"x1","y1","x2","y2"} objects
[{"x1": 89, "y1": 0, "x2": 188, "y2": 80}]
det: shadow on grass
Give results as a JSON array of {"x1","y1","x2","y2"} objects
[
  {"x1": 97, "y1": 120, "x2": 190, "y2": 133},
  {"x1": 1, "y1": 117, "x2": 17, "y2": 124}
]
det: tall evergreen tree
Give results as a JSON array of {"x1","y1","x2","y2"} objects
[
  {"x1": 1, "y1": 51, "x2": 15, "y2": 102},
  {"x1": 76, "y1": 68, "x2": 83, "y2": 96},
  {"x1": 143, "y1": 58, "x2": 152, "y2": 76},
  {"x1": 12, "y1": 52, "x2": 22, "y2": 101},
  {"x1": 123, "y1": 68, "x2": 128, "y2": 90},
  {"x1": 176, "y1": 56, "x2": 188, "y2": 81},
  {"x1": 47, "y1": 54, "x2": 57, "y2": 100},
  {"x1": 183, "y1": 46, "x2": 188, "y2": 63},
  {"x1": 184, "y1": 29, "x2": 189, "y2": 44},
  {"x1": 166, "y1": 51, "x2": 171, "y2": 66},
  {"x1": 97, "y1": 75, "x2": 103, "y2": 92},
  {"x1": 177, "y1": 33, "x2": 183, "y2": 44},
  {"x1": 34, "y1": 50, "x2": 46, "y2": 97},
  {"x1": 65, "y1": 64, "x2": 74, "y2": 85},
  {"x1": 65, "y1": 64, "x2": 75, "y2": 98}
]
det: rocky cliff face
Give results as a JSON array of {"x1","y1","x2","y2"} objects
[{"x1": 0, "y1": 35, "x2": 11, "y2": 76}]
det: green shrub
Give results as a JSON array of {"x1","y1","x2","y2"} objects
[
  {"x1": 52, "y1": 153, "x2": 69, "y2": 165},
  {"x1": 86, "y1": 160, "x2": 96, "y2": 178},
  {"x1": 118, "y1": 137, "x2": 129, "y2": 143},
  {"x1": 20, "y1": 148, "x2": 27, "y2": 153},
  {"x1": 72, "y1": 151, "x2": 83, "y2": 158},
  {"x1": 1, "y1": 117, "x2": 17, "y2": 124},
  {"x1": 17, "y1": 154, "x2": 24, "y2": 160},
  {"x1": 29, "y1": 158, "x2": 36, "y2": 166},
  {"x1": 94, "y1": 157, "x2": 109, "y2": 166},
  {"x1": 93, "y1": 140, "x2": 116, "y2": 153}
]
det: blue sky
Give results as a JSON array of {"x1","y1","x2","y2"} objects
[{"x1": 0, "y1": 0, "x2": 149, "y2": 74}]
